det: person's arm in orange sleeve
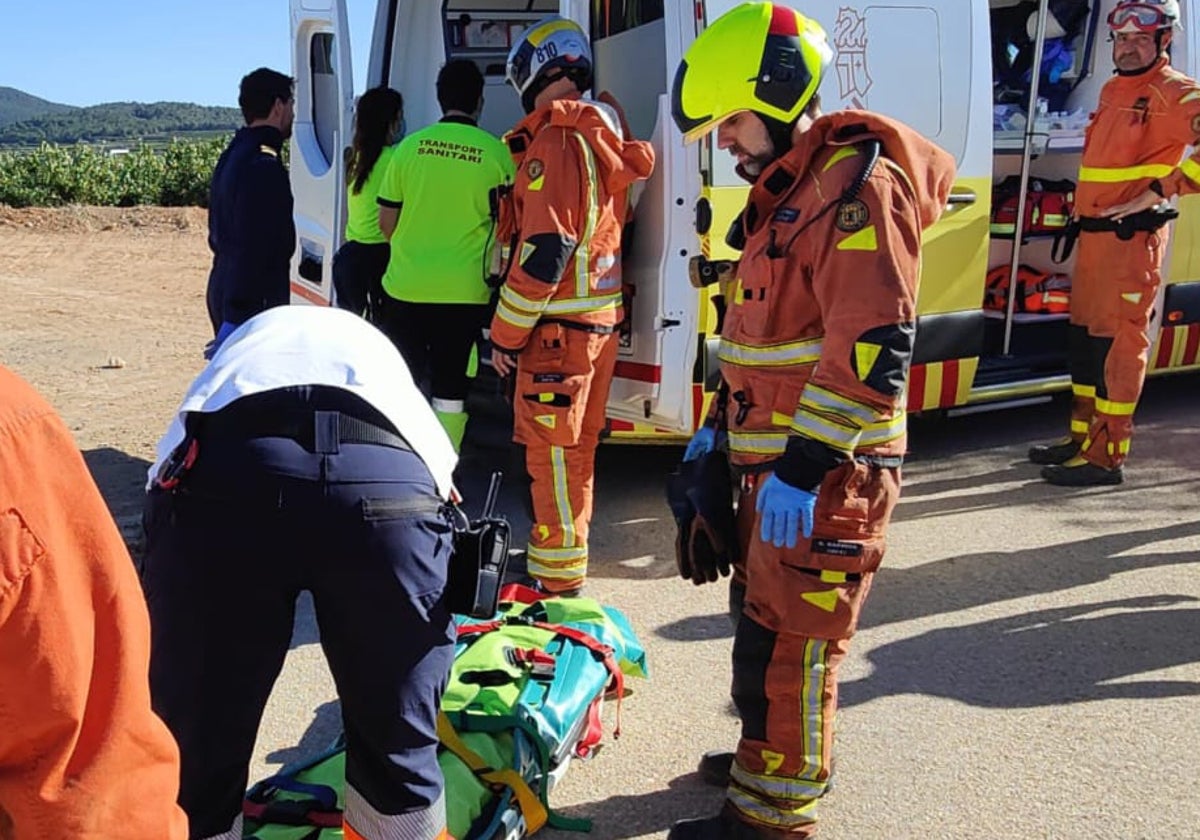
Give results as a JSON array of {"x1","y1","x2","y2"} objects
[
  {"x1": 0, "y1": 367, "x2": 187, "y2": 839},
  {"x1": 489, "y1": 127, "x2": 586, "y2": 355},
  {"x1": 1155, "y1": 76, "x2": 1200, "y2": 200},
  {"x1": 773, "y1": 172, "x2": 921, "y2": 492},
  {"x1": 1105, "y1": 76, "x2": 1200, "y2": 218}
]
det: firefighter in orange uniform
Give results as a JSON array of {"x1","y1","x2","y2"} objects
[
  {"x1": 668, "y1": 4, "x2": 954, "y2": 837},
  {"x1": 1030, "y1": 0, "x2": 1199, "y2": 486},
  {"x1": 0, "y1": 365, "x2": 187, "y2": 840},
  {"x1": 490, "y1": 15, "x2": 654, "y2": 594}
]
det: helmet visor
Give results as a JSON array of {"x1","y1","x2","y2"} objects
[{"x1": 1107, "y1": 4, "x2": 1171, "y2": 32}]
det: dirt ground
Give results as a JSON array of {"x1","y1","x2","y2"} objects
[
  {"x1": 4, "y1": 206, "x2": 1200, "y2": 839},
  {"x1": 0, "y1": 206, "x2": 215, "y2": 550}
]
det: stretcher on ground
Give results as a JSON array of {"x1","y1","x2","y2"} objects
[{"x1": 242, "y1": 586, "x2": 648, "y2": 840}]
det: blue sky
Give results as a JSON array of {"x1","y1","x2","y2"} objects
[{"x1": 1, "y1": 1, "x2": 376, "y2": 107}]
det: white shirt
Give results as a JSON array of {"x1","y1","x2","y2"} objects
[{"x1": 148, "y1": 306, "x2": 458, "y2": 498}]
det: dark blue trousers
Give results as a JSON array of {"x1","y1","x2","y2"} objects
[{"x1": 142, "y1": 394, "x2": 454, "y2": 839}]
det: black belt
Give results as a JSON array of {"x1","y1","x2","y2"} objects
[
  {"x1": 193, "y1": 403, "x2": 410, "y2": 454},
  {"x1": 540, "y1": 317, "x2": 617, "y2": 335},
  {"x1": 733, "y1": 453, "x2": 904, "y2": 478},
  {"x1": 1054, "y1": 207, "x2": 1179, "y2": 262}
]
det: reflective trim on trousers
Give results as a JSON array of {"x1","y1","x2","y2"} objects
[
  {"x1": 728, "y1": 786, "x2": 820, "y2": 829},
  {"x1": 198, "y1": 814, "x2": 243, "y2": 840},
  {"x1": 344, "y1": 786, "x2": 446, "y2": 840},
  {"x1": 551, "y1": 445, "x2": 577, "y2": 548},
  {"x1": 527, "y1": 543, "x2": 589, "y2": 580},
  {"x1": 727, "y1": 639, "x2": 831, "y2": 831},
  {"x1": 730, "y1": 759, "x2": 827, "y2": 801}
]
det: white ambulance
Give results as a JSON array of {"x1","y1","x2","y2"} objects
[{"x1": 288, "y1": 0, "x2": 1200, "y2": 441}]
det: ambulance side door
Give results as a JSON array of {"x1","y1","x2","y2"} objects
[
  {"x1": 288, "y1": 0, "x2": 356, "y2": 306},
  {"x1": 588, "y1": 0, "x2": 704, "y2": 433}
]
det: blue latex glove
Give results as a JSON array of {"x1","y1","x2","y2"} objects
[
  {"x1": 683, "y1": 425, "x2": 717, "y2": 462},
  {"x1": 203, "y1": 321, "x2": 237, "y2": 360},
  {"x1": 755, "y1": 473, "x2": 817, "y2": 549}
]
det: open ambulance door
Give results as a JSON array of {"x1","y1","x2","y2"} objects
[
  {"x1": 288, "y1": 0, "x2": 355, "y2": 306},
  {"x1": 584, "y1": 0, "x2": 704, "y2": 434}
]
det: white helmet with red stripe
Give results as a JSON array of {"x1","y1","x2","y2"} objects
[{"x1": 1108, "y1": 0, "x2": 1181, "y2": 33}]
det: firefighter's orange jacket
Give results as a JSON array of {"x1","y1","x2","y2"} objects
[
  {"x1": 490, "y1": 95, "x2": 654, "y2": 352},
  {"x1": 715, "y1": 112, "x2": 955, "y2": 490},
  {"x1": 1077, "y1": 56, "x2": 1200, "y2": 213},
  {"x1": 0, "y1": 366, "x2": 187, "y2": 839}
]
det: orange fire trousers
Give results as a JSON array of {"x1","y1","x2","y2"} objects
[
  {"x1": 1067, "y1": 228, "x2": 1165, "y2": 469},
  {"x1": 512, "y1": 322, "x2": 618, "y2": 593},
  {"x1": 724, "y1": 460, "x2": 900, "y2": 836}
]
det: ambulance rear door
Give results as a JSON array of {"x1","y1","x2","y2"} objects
[
  {"x1": 288, "y1": 0, "x2": 355, "y2": 306},
  {"x1": 586, "y1": 0, "x2": 704, "y2": 433}
]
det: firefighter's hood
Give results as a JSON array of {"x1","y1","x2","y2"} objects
[
  {"x1": 516, "y1": 96, "x2": 655, "y2": 193},
  {"x1": 796, "y1": 111, "x2": 956, "y2": 230}
]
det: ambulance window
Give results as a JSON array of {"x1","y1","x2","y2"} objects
[
  {"x1": 591, "y1": 0, "x2": 664, "y2": 39},
  {"x1": 309, "y1": 32, "x2": 338, "y2": 170}
]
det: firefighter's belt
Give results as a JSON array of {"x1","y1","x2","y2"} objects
[
  {"x1": 731, "y1": 452, "x2": 904, "y2": 478},
  {"x1": 540, "y1": 317, "x2": 617, "y2": 335},
  {"x1": 194, "y1": 405, "x2": 411, "y2": 453},
  {"x1": 1054, "y1": 207, "x2": 1180, "y2": 262}
]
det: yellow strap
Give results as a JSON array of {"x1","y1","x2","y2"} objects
[{"x1": 436, "y1": 712, "x2": 548, "y2": 833}]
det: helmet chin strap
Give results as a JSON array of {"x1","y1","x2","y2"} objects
[
  {"x1": 520, "y1": 68, "x2": 592, "y2": 114},
  {"x1": 753, "y1": 112, "x2": 796, "y2": 161}
]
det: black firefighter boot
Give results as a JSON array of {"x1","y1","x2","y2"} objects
[
  {"x1": 1028, "y1": 436, "x2": 1082, "y2": 465},
  {"x1": 668, "y1": 809, "x2": 776, "y2": 840},
  {"x1": 697, "y1": 751, "x2": 836, "y2": 795},
  {"x1": 1041, "y1": 456, "x2": 1124, "y2": 486}
]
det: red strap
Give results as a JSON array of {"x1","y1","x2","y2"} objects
[
  {"x1": 243, "y1": 799, "x2": 343, "y2": 829},
  {"x1": 529, "y1": 621, "x2": 625, "y2": 738}
]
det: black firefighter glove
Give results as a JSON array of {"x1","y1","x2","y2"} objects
[{"x1": 666, "y1": 450, "x2": 739, "y2": 585}]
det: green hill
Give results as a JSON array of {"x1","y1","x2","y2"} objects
[
  {"x1": 0, "y1": 87, "x2": 77, "y2": 127},
  {"x1": 0, "y1": 94, "x2": 242, "y2": 147}
]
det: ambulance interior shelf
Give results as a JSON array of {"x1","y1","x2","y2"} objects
[
  {"x1": 993, "y1": 131, "x2": 1085, "y2": 155},
  {"x1": 445, "y1": 7, "x2": 551, "y2": 74}
]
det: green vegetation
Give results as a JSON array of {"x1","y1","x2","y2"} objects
[
  {"x1": 0, "y1": 98, "x2": 241, "y2": 147},
  {"x1": 0, "y1": 138, "x2": 229, "y2": 207},
  {"x1": 0, "y1": 87, "x2": 76, "y2": 127}
]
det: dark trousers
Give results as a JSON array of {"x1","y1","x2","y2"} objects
[
  {"x1": 142, "y1": 390, "x2": 454, "y2": 838},
  {"x1": 332, "y1": 240, "x2": 390, "y2": 322},
  {"x1": 375, "y1": 298, "x2": 489, "y2": 402}
]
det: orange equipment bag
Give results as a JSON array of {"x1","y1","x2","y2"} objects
[{"x1": 985, "y1": 264, "x2": 1072, "y2": 314}]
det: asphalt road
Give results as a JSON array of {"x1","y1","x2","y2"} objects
[{"x1": 250, "y1": 374, "x2": 1200, "y2": 840}]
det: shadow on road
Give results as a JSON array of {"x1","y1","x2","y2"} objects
[
  {"x1": 264, "y1": 699, "x2": 343, "y2": 767},
  {"x1": 866, "y1": 518, "x2": 1200, "y2": 628},
  {"x1": 83, "y1": 446, "x2": 152, "y2": 557},
  {"x1": 842, "y1": 596, "x2": 1200, "y2": 709},
  {"x1": 541, "y1": 774, "x2": 723, "y2": 840}
]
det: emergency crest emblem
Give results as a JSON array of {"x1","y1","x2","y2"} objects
[{"x1": 836, "y1": 199, "x2": 870, "y2": 233}]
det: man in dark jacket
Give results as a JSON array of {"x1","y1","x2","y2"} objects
[{"x1": 205, "y1": 67, "x2": 297, "y2": 356}]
